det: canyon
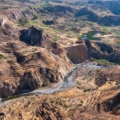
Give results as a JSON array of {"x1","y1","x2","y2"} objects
[{"x1": 0, "y1": 0, "x2": 120, "y2": 120}]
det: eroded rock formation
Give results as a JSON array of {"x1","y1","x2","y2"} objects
[
  {"x1": 67, "y1": 44, "x2": 88, "y2": 64},
  {"x1": 0, "y1": 26, "x2": 73, "y2": 98}
]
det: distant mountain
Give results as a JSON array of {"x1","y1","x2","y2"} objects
[{"x1": 88, "y1": 0, "x2": 120, "y2": 15}]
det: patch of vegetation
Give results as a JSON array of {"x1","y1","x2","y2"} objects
[
  {"x1": 32, "y1": 14, "x2": 38, "y2": 20},
  {"x1": 66, "y1": 31, "x2": 81, "y2": 38},
  {"x1": 84, "y1": 88, "x2": 91, "y2": 92},
  {"x1": 56, "y1": 100, "x2": 62, "y2": 106},
  {"x1": 53, "y1": 35, "x2": 59, "y2": 41},
  {"x1": 51, "y1": 0, "x2": 62, "y2": 3},
  {"x1": 63, "y1": 104, "x2": 71, "y2": 110},
  {"x1": 18, "y1": 18, "x2": 29, "y2": 26},
  {"x1": 94, "y1": 59, "x2": 117, "y2": 66},
  {"x1": 42, "y1": 3, "x2": 53, "y2": 8},
  {"x1": 74, "y1": 33, "x2": 81, "y2": 39},
  {"x1": 2, "y1": 93, "x2": 34, "y2": 102},
  {"x1": 0, "y1": 54, "x2": 4, "y2": 59},
  {"x1": 33, "y1": 3, "x2": 42, "y2": 9},
  {"x1": 33, "y1": 2, "x2": 53, "y2": 9},
  {"x1": 41, "y1": 84, "x2": 47, "y2": 87},
  {"x1": 103, "y1": 26, "x2": 109, "y2": 31},
  {"x1": 113, "y1": 31, "x2": 120, "y2": 38},
  {"x1": 81, "y1": 31, "x2": 105, "y2": 40},
  {"x1": 23, "y1": 19, "x2": 42, "y2": 28},
  {"x1": 18, "y1": 19, "x2": 39, "y2": 27},
  {"x1": 56, "y1": 99, "x2": 71, "y2": 110},
  {"x1": 116, "y1": 80, "x2": 120, "y2": 85},
  {"x1": 117, "y1": 42, "x2": 120, "y2": 45},
  {"x1": 66, "y1": 31, "x2": 74, "y2": 37}
]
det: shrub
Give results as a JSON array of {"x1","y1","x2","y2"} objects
[
  {"x1": 94, "y1": 59, "x2": 117, "y2": 66},
  {"x1": 53, "y1": 35, "x2": 59, "y2": 41},
  {"x1": 33, "y1": 14, "x2": 38, "y2": 20},
  {"x1": 18, "y1": 18, "x2": 28, "y2": 26},
  {"x1": 84, "y1": 88, "x2": 91, "y2": 92},
  {"x1": 0, "y1": 54, "x2": 4, "y2": 59}
]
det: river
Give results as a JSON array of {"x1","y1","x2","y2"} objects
[{"x1": 0, "y1": 62, "x2": 105, "y2": 107}]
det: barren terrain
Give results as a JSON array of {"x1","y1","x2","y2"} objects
[{"x1": 0, "y1": 0, "x2": 120, "y2": 120}]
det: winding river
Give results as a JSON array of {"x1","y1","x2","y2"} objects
[
  {"x1": 0, "y1": 62, "x2": 105, "y2": 106},
  {"x1": 31, "y1": 62, "x2": 104, "y2": 94}
]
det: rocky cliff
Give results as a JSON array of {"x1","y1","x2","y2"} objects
[
  {"x1": 0, "y1": 26, "x2": 73, "y2": 98},
  {"x1": 19, "y1": 26, "x2": 52, "y2": 49},
  {"x1": 84, "y1": 40, "x2": 120, "y2": 64},
  {"x1": 66, "y1": 44, "x2": 88, "y2": 64}
]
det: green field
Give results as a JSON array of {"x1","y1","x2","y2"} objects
[
  {"x1": 94, "y1": 59, "x2": 117, "y2": 66},
  {"x1": 81, "y1": 31, "x2": 105, "y2": 40}
]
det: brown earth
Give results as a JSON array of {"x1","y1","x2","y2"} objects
[
  {"x1": 66, "y1": 43, "x2": 88, "y2": 64},
  {"x1": 0, "y1": 81, "x2": 120, "y2": 120},
  {"x1": 0, "y1": 1, "x2": 120, "y2": 120},
  {"x1": 0, "y1": 24, "x2": 73, "y2": 98}
]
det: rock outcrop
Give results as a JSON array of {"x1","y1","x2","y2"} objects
[
  {"x1": 0, "y1": 95, "x2": 67, "y2": 120},
  {"x1": 43, "y1": 17, "x2": 59, "y2": 25},
  {"x1": 19, "y1": 26, "x2": 52, "y2": 49},
  {"x1": 0, "y1": 17, "x2": 8, "y2": 26},
  {"x1": 0, "y1": 23, "x2": 19, "y2": 42},
  {"x1": 66, "y1": 44, "x2": 88, "y2": 64},
  {"x1": 95, "y1": 67, "x2": 120, "y2": 87},
  {"x1": 0, "y1": 26, "x2": 73, "y2": 98},
  {"x1": 84, "y1": 40, "x2": 120, "y2": 64},
  {"x1": 65, "y1": 40, "x2": 120, "y2": 64}
]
